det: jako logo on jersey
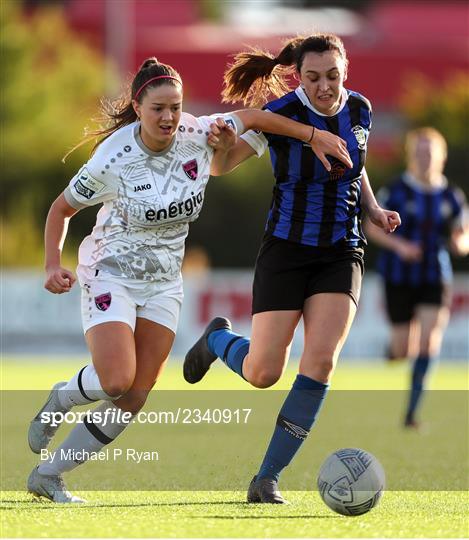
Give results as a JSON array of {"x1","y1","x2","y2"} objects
[
  {"x1": 134, "y1": 183, "x2": 152, "y2": 192},
  {"x1": 95, "y1": 292, "x2": 112, "y2": 311},
  {"x1": 145, "y1": 191, "x2": 203, "y2": 222},
  {"x1": 352, "y1": 125, "x2": 367, "y2": 149},
  {"x1": 182, "y1": 159, "x2": 198, "y2": 180}
]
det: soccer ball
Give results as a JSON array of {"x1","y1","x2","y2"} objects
[{"x1": 317, "y1": 448, "x2": 385, "y2": 516}]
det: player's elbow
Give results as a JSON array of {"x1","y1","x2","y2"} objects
[{"x1": 49, "y1": 192, "x2": 79, "y2": 220}]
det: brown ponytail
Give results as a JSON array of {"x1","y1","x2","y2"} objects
[
  {"x1": 63, "y1": 58, "x2": 181, "y2": 161},
  {"x1": 221, "y1": 45, "x2": 296, "y2": 108},
  {"x1": 222, "y1": 33, "x2": 348, "y2": 107}
]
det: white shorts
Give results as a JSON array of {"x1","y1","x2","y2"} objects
[{"x1": 77, "y1": 265, "x2": 183, "y2": 334}]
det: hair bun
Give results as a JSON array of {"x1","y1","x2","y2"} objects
[{"x1": 140, "y1": 57, "x2": 159, "y2": 70}]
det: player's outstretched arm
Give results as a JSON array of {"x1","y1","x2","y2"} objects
[
  {"x1": 234, "y1": 109, "x2": 353, "y2": 171},
  {"x1": 362, "y1": 171, "x2": 422, "y2": 262},
  {"x1": 44, "y1": 193, "x2": 79, "y2": 294},
  {"x1": 364, "y1": 216, "x2": 422, "y2": 262}
]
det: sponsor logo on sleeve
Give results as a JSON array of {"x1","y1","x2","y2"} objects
[
  {"x1": 73, "y1": 168, "x2": 106, "y2": 199},
  {"x1": 74, "y1": 179, "x2": 95, "y2": 199}
]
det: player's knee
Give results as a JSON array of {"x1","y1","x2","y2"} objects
[
  {"x1": 101, "y1": 374, "x2": 135, "y2": 398},
  {"x1": 390, "y1": 333, "x2": 412, "y2": 359},
  {"x1": 310, "y1": 356, "x2": 335, "y2": 381},
  {"x1": 248, "y1": 369, "x2": 282, "y2": 389},
  {"x1": 389, "y1": 344, "x2": 408, "y2": 360},
  {"x1": 420, "y1": 332, "x2": 442, "y2": 357}
]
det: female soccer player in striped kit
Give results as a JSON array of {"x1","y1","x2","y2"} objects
[
  {"x1": 366, "y1": 127, "x2": 468, "y2": 428},
  {"x1": 184, "y1": 33, "x2": 401, "y2": 503},
  {"x1": 26, "y1": 57, "x2": 351, "y2": 503}
]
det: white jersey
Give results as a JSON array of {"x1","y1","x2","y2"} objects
[{"x1": 64, "y1": 113, "x2": 242, "y2": 282}]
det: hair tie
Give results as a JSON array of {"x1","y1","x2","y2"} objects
[{"x1": 134, "y1": 75, "x2": 182, "y2": 100}]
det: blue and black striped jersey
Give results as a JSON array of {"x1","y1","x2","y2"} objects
[
  {"x1": 242, "y1": 86, "x2": 372, "y2": 247},
  {"x1": 376, "y1": 173, "x2": 465, "y2": 285}
]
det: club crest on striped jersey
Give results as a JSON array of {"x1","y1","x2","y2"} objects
[
  {"x1": 182, "y1": 159, "x2": 198, "y2": 180},
  {"x1": 352, "y1": 125, "x2": 367, "y2": 149},
  {"x1": 95, "y1": 292, "x2": 112, "y2": 311}
]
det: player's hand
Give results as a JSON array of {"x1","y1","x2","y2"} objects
[
  {"x1": 208, "y1": 118, "x2": 237, "y2": 152},
  {"x1": 449, "y1": 228, "x2": 469, "y2": 257},
  {"x1": 368, "y1": 206, "x2": 401, "y2": 234},
  {"x1": 44, "y1": 266, "x2": 76, "y2": 294},
  {"x1": 396, "y1": 240, "x2": 423, "y2": 262},
  {"x1": 310, "y1": 129, "x2": 353, "y2": 171}
]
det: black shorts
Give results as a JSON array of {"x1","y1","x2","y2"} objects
[
  {"x1": 384, "y1": 282, "x2": 451, "y2": 324},
  {"x1": 252, "y1": 235, "x2": 364, "y2": 314}
]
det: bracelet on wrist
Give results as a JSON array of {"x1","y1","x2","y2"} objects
[{"x1": 305, "y1": 126, "x2": 315, "y2": 143}]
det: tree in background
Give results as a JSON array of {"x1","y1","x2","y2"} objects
[{"x1": 1, "y1": 3, "x2": 108, "y2": 266}]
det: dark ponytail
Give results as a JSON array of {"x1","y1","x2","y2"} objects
[
  {"x1": 222, "y1": 33, "x2": 348, "y2": 107},
  {"x1": 64, "y1": 58, "x2": 182, "y2": 160}
]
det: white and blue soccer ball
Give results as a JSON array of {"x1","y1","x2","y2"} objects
[{"x1": 317, "y1": 448, "x2": 385, "y2": 516}]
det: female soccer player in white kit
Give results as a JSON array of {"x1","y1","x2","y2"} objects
[{"x1": 27, "y1": 57, "x2": 353, "y2": 503}]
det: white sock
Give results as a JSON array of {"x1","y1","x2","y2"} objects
[
  {"x1": 58, "y1": 365, "x2": 117, "y2": 409},
  {"x1": 38, "y1": 402, "x2": 134, "y2": 475}
]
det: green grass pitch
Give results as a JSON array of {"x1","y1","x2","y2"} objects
[{"x1": 1, "y1": 357, "x2": 467, "y2": 538}]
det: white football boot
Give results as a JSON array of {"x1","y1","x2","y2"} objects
[
  {"x1": 28, "y1": 382, "x2": 68, "y2": 454},
  {"x1": 27, "y1": 467, "x2": 86, "y2": 503}
]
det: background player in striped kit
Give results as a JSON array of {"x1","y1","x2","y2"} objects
[
  {"x1": 365, "y1": 127, "x2": 468, "y2": 428},
  {"x1": 26, "y1": 57, "x2": 352, "y2": 503},
  {"x1": 184, "y1": 33, "x2": 401, "y2": 503}
]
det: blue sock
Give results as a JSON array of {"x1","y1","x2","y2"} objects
[
  {"x1": 207, "y1": 329, "x2": 249, "y2": 379},
  {"x1": 257, "y1": 374, "x2": 329, "y2": 481},
  {"x1": 406, "y1": 355, "x2": 431, "y2": 421}
]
